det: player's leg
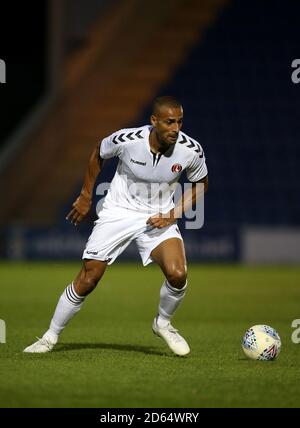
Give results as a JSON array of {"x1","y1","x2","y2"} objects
[
  {"x1": 23, "y1": 208, "x2": 151, "y2": 353},
  {"x1": 23, "y1": 259, "x2": 107, "y2": 353},
  {"x1": 73, "y1": 259, "x2": 108, "y2": 296},
  {"x1": 150, "y1": 237, "x2": 190, "y2": 356},
  {"x1": 151, "y1": 237, "x2": 187, "y2": 289},
  {"x1": 47, "y1": 259, "x2": 107, "y2": 336},
  {"x1": 151, "y1": 237, "x2": 187, "y2": 322}
]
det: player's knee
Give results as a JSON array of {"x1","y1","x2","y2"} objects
[{"x1": 166, "y1": 266, "x2": 187, "y2": 289}]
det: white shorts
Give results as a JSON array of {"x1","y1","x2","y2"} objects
[{"x1": 82, "y1": 208, "x2": 183, "y2": 266}]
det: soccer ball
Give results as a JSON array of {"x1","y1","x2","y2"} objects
[{"x1": 242, "y1": 325, "x2": 281, "y2": 361}]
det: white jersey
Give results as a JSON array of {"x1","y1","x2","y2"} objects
[{"x1": 99, "y1": 125, "x2": 207, "y2": 214}]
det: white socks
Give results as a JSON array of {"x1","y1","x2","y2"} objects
[
  {"x1": 157, "y1": 280, "x2": 187, "y2": 327},
  {"x1": 43, "y1": 283, "x2": 85, "y2": 342},
  {"x1": 42, "y1": 280, "x2": 186, "y2": 343}
]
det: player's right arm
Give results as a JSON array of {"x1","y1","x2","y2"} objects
[
  {"x1": 66, "y1": 141, "x2": 105, "y2": 226},
  {"x1": 66, "y1": 129, "x2": 124, "y2": 226}
]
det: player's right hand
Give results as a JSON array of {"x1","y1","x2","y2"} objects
[{"x1": 66, "y1": 194, "x2": 92, "y2": 226}]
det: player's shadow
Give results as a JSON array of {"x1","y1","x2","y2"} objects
[{"x1": 55, "y1": 342, "x2": 169, "y2": 356}]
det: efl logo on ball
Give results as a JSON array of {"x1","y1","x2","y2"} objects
[
  {"x1": 171, "y1": 164, "x2": 182, "y2": 173},
  {"x1": 242, "y1": 324, "x2": 281, "y2": 360}
]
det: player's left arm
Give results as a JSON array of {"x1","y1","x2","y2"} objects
[
  {"x1": 147, "y1": 175, "x2": 208, "y2": 229},
  {"x1": 176, "y1": 174, "x2": 208, "y2": 218}
]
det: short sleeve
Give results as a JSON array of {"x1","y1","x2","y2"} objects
[
  {"x1": 99, "y1": 132, "x2": 123, "y2": 159},
  {"x1": 186, "y1": 151, "x2": 208, "y2": 182}
]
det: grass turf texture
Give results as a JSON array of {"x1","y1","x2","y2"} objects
[{"x1": 0, "y1": 262, "x2": 300, "y2": 408}]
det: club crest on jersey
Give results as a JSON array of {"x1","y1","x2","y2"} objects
[{"x1": 171, "y1": 163, "x2": 182, "y2": 173}]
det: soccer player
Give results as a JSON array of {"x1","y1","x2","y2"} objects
[{"x1": 23, "y1": 96, "x2": 208, "y2": 356}]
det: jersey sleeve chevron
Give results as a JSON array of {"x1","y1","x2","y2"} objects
[
  {"x1": 177, "y1": 133, "x2": 203, "y2": 156},
  {"x1": 186, "y1": 148, "x2": 208, "y2": 182},
  {"x1": 177, "y1": 131, "x2": 208, "y2": 182},
  {"x1": 100, "y1": 128, "x2": 144, "y2": 159},
  {"x1": 100, "y1": 132, "x2": 123, "y2": 159}
]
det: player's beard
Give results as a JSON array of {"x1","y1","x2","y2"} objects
[{"x1": 156, "y1": 130, "x2": 176, "y2": 152}]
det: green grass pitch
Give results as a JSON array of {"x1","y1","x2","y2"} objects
[{"x1": 1, "y1": 262, "x2": 300, "y2": 408}]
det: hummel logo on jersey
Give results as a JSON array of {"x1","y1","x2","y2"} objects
[
  {"x1": 171, "y1": 164, "x2": 182, "y2": 173},
  {"x1": 178, "y1": 135, "x2": 204, "y2": 157},
  {"x1": 112, "y1": 130, "x2": 143, "y2": 145},
  {"x1": 131, "y1": 158, "x2": 146, "y2": 166}
]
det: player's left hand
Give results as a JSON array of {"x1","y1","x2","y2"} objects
[{"x1": 146, "y1": 211, "x2": 176, "y2": 229}]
